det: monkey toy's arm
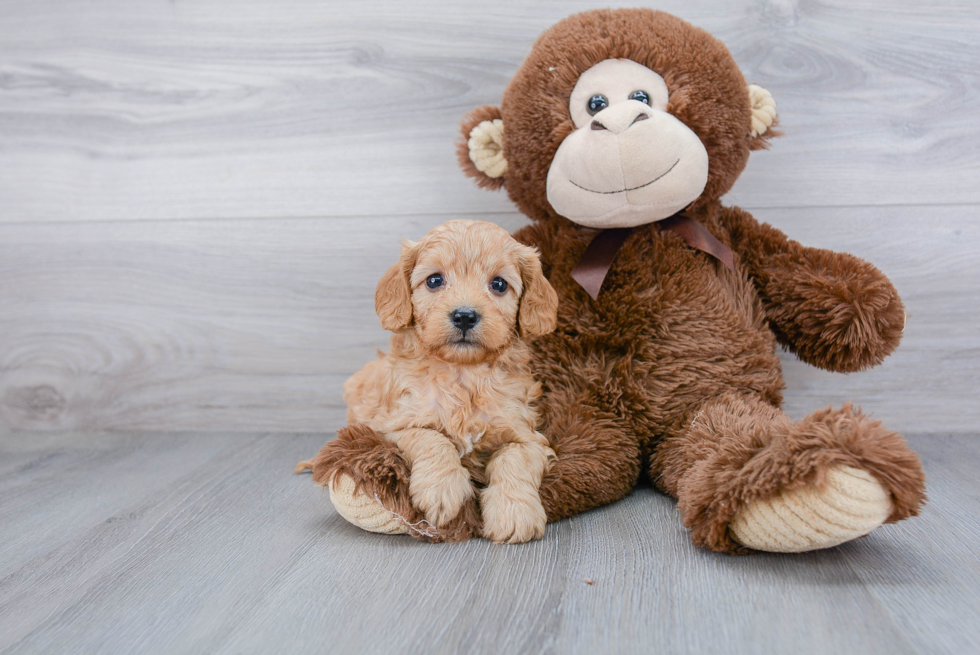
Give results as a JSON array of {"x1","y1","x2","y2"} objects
[{"x1": 720, "y1": 206, "x2": 905, "y2": 373}]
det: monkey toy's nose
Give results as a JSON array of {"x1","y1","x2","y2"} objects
[
  {"x1": 590, "y1": 103, "x2": 651, "y2": 134},
  {"x1": 450, "y1": 308, "x2": 481, "y2": 334}
]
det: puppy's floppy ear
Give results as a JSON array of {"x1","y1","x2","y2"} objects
[
  {"x1": 457, "y1": 105, "x2": 506, "y2": 191},
  {"x1": 517, "y1": 245, "x2": 559, "y2": 338},
  {"x1": 375, "y1": 241, "x2": 419, "y2": 331}
]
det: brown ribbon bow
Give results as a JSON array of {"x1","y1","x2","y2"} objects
[{"x1": 570, "y1": 214, "x2": 735, "y2": 300}]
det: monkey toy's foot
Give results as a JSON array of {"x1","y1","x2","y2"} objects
[
  {"x1": 658, "y1": 397, "x2": 925, "y2": 553},
  {"x1": 729, "y1": 465, "x2": 891, "y2": 552},
  {"x1": 294, "y1": 459, "x2": 407, "y2": 534},
  {"x1": 328, "y1": 473, "x2": 410, "y2": 535},
  {"x1": 296, "y1": 424, "x2": 480, "y2": 542}
]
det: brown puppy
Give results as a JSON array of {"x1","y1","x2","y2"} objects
[{"x1": 308, "y1": 219, "x2": 559, "y2": 543}]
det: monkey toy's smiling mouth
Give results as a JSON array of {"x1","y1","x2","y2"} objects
[{"x1": 569, "y1": 159, "x2": 681, "y2": 195}]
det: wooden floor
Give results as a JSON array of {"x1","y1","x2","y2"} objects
[
  {"x1": 2, "y1": 0, "x2": 980, "y2": 653},
  {"x1": 1, "y1": 429, "x2": 978, "y2": 654}
]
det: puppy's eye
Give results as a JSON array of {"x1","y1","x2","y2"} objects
[
  {"x1": 490, "y1": 277, "x2": 508, "y2": 294},
  {"x1": 587, "y1": 94, "x2": 608, "y2": 115},
  {"x1": 629, "y1": 90, "x2": 650, "y2": 105},
  {"x1": 426, "y1": 274, "x2": 444, "y2": 290}
]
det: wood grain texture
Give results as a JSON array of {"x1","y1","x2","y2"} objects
[
  {"x1": 1, "y1": 430, "x2": 977, "y2": 654},
  {"x1": 1, "y1": 205, "x2": 977, "y2": 433},
  {"x1": 1, "y1": 0, "x2": 978, "y2": 434},
  {"x1": 0, "y1": 0, "x2": 978, "y2": 223}
]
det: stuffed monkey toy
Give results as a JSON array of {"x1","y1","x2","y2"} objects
[{"x1": 305, "y1": 8, "x2": 926, "y2": 553}]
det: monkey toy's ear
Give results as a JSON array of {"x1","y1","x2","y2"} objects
[
  {"x1": 747, "y1": 84, "x2": 780, "y2": 151},
  {"x1": 457, "y1": 105, "x2": 507, "y2": 190}
]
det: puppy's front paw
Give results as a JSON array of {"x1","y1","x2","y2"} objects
[
  {"x1": 409, "y1": 466, "x2": 475, "y2": 528},
  {"x1": 480, "y1": 487, "x2": 547, "y2": 544}
]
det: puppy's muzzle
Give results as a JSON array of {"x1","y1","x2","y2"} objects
[{"x1": 450, "y1": 308, "x2": 481, "y2": 337}]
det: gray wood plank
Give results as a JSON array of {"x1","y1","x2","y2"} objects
[
  {"x1": 0, "y1": 430, "x2": 325, "y2": 653},
  {"x1": 0, "y1": 430, "x2": 255, "y2": 579},
  {"x1": 1, "y1": 205, "x2": 976, "y2": 434},
  {"x1": 840, "y1": 437, "x2": 980, "y2": 654},
  {"x1": 0, "y1": 211, "x2": 525, "y2": 432},
  {"x1": 0, "y1": 0, "x2": 978, "y2": 224},
  {"x1": 0, "y1": 431, "x2": 976, "y2": 654}
]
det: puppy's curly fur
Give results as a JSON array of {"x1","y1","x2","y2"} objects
[{"x1": 299, "y1": 220, "x2": 559, "y2": 544}]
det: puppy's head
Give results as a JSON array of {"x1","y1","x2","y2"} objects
[{"x1": 375, "y1": 220, "x2": 558, "y2": 364}]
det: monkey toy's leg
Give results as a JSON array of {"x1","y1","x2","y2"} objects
[
  {"x1": 651, "y1": 393, "x2": 926, "y2": 553},
  {"x1": 535, "y1": 397, "x2": 645, "y2": 523},
  {"x1": 298, "y1": 423, "x2": 481, "y2": 542}
]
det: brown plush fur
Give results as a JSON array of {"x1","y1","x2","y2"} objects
[
  {"x1": 325, "y1": 9, "x2": 925, "y2": 551},
  {"x1": 722, "y1": 206, "x2": 906, "y2": 372}
]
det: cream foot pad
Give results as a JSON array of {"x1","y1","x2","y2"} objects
[
  {"x1": 730, "y1": 465, "x2": 892, "y2": 553},
  {"x1": 329, "y1": 474, "x2": 409, "y2": 535}
]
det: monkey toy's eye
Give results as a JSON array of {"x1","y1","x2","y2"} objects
[
  {"x1": 587, "y1": 94, "x2": 609, "y2": 115},
  {"x1": 426, "y1": 273, "x2": 444, "y2": 290},
  {"x1": 490, "y1": 277, "x2": 508, "y2": 294},
  {"x1": 629, "y1": 90, "x2": 650, "y2": 105}
]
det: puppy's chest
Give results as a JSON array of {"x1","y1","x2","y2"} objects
[{"x1": 406, "y1": 371, "x2": 514, "y2": 454}]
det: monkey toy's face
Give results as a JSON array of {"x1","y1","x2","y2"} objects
[
  {"x1": 546, "y1": 58, "x2": 709, "y2": 229},
  {"x1": 458, "y1": 9, "x2": 778, "y2": 230}
]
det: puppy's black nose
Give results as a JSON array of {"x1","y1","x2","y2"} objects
[{"x1": 450, "y1": 308, "x2": 480, "y2": 334}]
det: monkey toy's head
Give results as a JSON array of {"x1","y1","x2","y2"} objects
[{"x1": 458, "y1": 9, "x2": 778, "y2": 228}]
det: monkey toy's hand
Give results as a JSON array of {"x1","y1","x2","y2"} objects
[{"x1": 723, "y1": 207, "x2": 905, "y2": 373}]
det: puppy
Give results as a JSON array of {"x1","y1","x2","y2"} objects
[{"x1": 331, "y1": 219, "x2": 558, "y2": 543}]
